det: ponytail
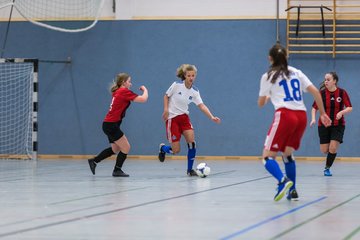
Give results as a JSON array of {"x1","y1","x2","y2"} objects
[{"x1": 267, "y1": 44, "x2": 290, "y2": 84}]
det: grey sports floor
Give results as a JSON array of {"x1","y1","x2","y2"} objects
[{"x1": 0, "y1": 158, "x2": 359, "y2": 240}]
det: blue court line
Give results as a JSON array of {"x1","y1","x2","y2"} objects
[{"x1": 219, "y1": 196, "x2": 327, "y2": 240}]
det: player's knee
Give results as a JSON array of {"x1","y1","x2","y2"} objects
[
  {"x1": 320, "y1": 146, "x2": 329, "y2": 154},
  {"x1": 282, "y1": 155, "x2": 295, "y2": 163},
  {"x1": 171, "y1": 147, "x2": 180, "y2": 154},
  {"x1": 112, "y1": 145, "x2": 120, "y2": 154},
  {"x1": 118, "y1": 143, "x2": 130, "y2": 154},
  {"x1": 187, "y1": 142, "x2": 196, "y2": 149},
  {"x1": 321, "y1": 149, "x2": 328, "y2": 155},
  {"x1": 123, "y1": 144, "x2": 130, "y2": 154},
  {"x1": 172, "y1": 149, "x2": 180, "y2": 154},
  {"x1": 262, "y1": 156, "x2": 273, "y2": 165},
  {"x1": 328, "y1": 147, "x2": 337, "y2": 154}
]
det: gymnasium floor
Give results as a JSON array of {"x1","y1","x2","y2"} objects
[{"x1": 0, "y1": 158, "x2": 359, "y2": 240}]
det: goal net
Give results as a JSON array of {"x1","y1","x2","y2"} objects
[
  {"x1": 0, "y1": 59, "x2": 38, "y2": 160},
  {"x1": 0, "y1": 0, "x2": 105, "y2": 32}
]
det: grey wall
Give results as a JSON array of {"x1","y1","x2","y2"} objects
[{"x1": 0, "y1": 20, "x2": 358, "y2": 157}]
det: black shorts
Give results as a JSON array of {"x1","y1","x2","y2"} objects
[
  {"x1": 318, "y1": 125, "x2": 345, "y2": 144},
  {"x1": 102, "y1": 121, "x2": 124, "y2": 143}
]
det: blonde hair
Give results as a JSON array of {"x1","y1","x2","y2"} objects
[
  {"x1": 110, "y1": 73, "x2": 130, "y2": 93},
  {"x1": 176, "y1": 64, "x2": 197, "y2": 80}
]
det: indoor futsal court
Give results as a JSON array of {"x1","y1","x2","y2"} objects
[
  {"x1": 1, "y1": 0, "x2": 360, "y2": 239},
  {"x1": 0, "y1": 158, "x2": 359, "y2": 239}
]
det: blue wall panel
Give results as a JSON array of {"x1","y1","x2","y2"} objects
[{"x1": 0, "y1": 20, "x2": 358, "y2": 157}]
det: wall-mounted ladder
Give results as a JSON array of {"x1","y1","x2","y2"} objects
[{"x1": 287, "y1": 0, "x2": 360, "y2": 57}]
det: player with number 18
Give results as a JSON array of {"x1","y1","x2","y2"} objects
[{"x1": 258, "y1": 44, "x2": 331, "y2": 201}]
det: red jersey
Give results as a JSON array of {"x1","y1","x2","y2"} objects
[
  {"x1": 104, "y1": 87, "x2": 138, "y2": 122},
  {"x1": 312, "y1": 87, "x2": 352, "y2": 126}
]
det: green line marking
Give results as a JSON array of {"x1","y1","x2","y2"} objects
[{"x1": 270, "y1": 193, "x2": 360, "y2": 240}]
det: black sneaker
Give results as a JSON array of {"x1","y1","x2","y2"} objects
[
  {"x1": 287, "y1": 189, "x2": 299, "y2": 201},
  {"x1": 187, "y1": 169, "x2": 198, "y2": 177},
  {"x1": 88, "y1": 158, "x2": 97, "y2": 175},
  {"x1": 158, "y1": 143, "x2": 166, "y2": 162},
  {"x1": 112, "y1": 168, "x2": 129, "y2": 177}
]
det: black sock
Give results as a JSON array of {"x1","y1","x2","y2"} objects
[
  {"x1": 326, "y1": 152, "x2": 337, "y2": 169},
  {"x1": 114, "y1": 152, "x2": 127, "y2": 170},
  {"x1": 94, "y1": 147, "x2": 114, "y2": 163}
]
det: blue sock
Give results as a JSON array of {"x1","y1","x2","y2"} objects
[
  {"x1": 284, "y1": 160, "x2": 296, "y2": 191},
  {"x1": 161, "y1": 145, "x2": 173, "y2": 154},
  {"x1": 263, "y1": 157, "x2": 284, "y2": 183},
  {"x1": 187, "y1": 142, "x2": 196, "y2": 171}
]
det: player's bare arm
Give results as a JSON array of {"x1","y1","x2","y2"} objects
[
  {"x1": 197, "y1": 103, "x2": 221, "y2": 124},
  {"x1": 162, "y1": 95, "x2": 169, "y2": 121}
]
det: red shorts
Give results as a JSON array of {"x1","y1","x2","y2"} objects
[
  {"x1": 166, "y1": 114, "x2": 193, "y2": 143},
  {"x1": 264, "y1": 108, "x2": 307, "y2": 152}
]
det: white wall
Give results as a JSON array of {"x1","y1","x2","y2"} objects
[
  {"x1": 0, "y1": 0, "x2": 287, "y2": 21},
  {"x1": 115, "y1": 0, "x2": 288, "y2": 20}
]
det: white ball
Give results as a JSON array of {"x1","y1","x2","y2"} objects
[{"x1": 196, "y1": 162, "x2": 211, "y2": 178}]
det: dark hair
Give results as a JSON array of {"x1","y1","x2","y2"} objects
[
  {"x1": 319, "y1": 71, "x2": 339, "y2": 91},
  {"x1": 111, "y1": 73, "x2": 130, "y2": 93},
  {"x1": 329, "y1": 71, "x2": 339, "y2": 83},
  {"x1": 267, "y1": 44, "x2": 290, "y2": 84}
]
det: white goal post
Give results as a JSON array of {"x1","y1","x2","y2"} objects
[{"x1": 0, "y1": 58, "x2": 38, "y2": 160}]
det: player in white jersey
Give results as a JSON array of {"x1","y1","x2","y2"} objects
[
  {"x1": 158, "y1": 64, "x2": 221, "y2": 176},
  {"x1": 258, "y1": 44, "x2": 331, "y2": 201}
]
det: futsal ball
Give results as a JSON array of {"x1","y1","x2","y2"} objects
[{"x1": 196, "y1": 162, "x2": 211, "y2": 178}]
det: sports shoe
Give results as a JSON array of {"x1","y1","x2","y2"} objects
[
  {"x1": 324, "y1": 168, "x2": 332, "y2": 176},
  {"x1": 274, "y1": 177, "x2": 293, "y2": 201},
  {"x1": 287, "y1": 189, "x2": 299, "y2": 201},
  {"x1": 187, "y1": 169, "x2": 198, "y2": 177},
  {"x1": 112, "y1": 168, "x2": 129, "y2": 177},
  {"x1": 88, "y1": 158, "x2": 97, "y2": 175},
  {"x1": 158, "y1": 143, "x2": 166, "y2": 162}
]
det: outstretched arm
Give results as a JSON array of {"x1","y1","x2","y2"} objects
[{"x1": 197, "y1": 103, "x2": 221, "y2": 124}]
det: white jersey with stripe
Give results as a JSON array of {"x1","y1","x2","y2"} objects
[
  {"x1": 259, "y1": 66, "x2": 313, "y2": 111},
  {"x1": 166, "y1": 81, "x2": 203, "y2": 119}
]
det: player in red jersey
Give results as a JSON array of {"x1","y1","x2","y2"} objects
[
  {"x1": 310, "y1": 72, "x2": 352, "y2": 176},
  {"x1": 258, "y1": 44, "x2": 331, "y2": 201},
  {"x1": 88, "y1": 73, "x2": 148, "y2": 177}
]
